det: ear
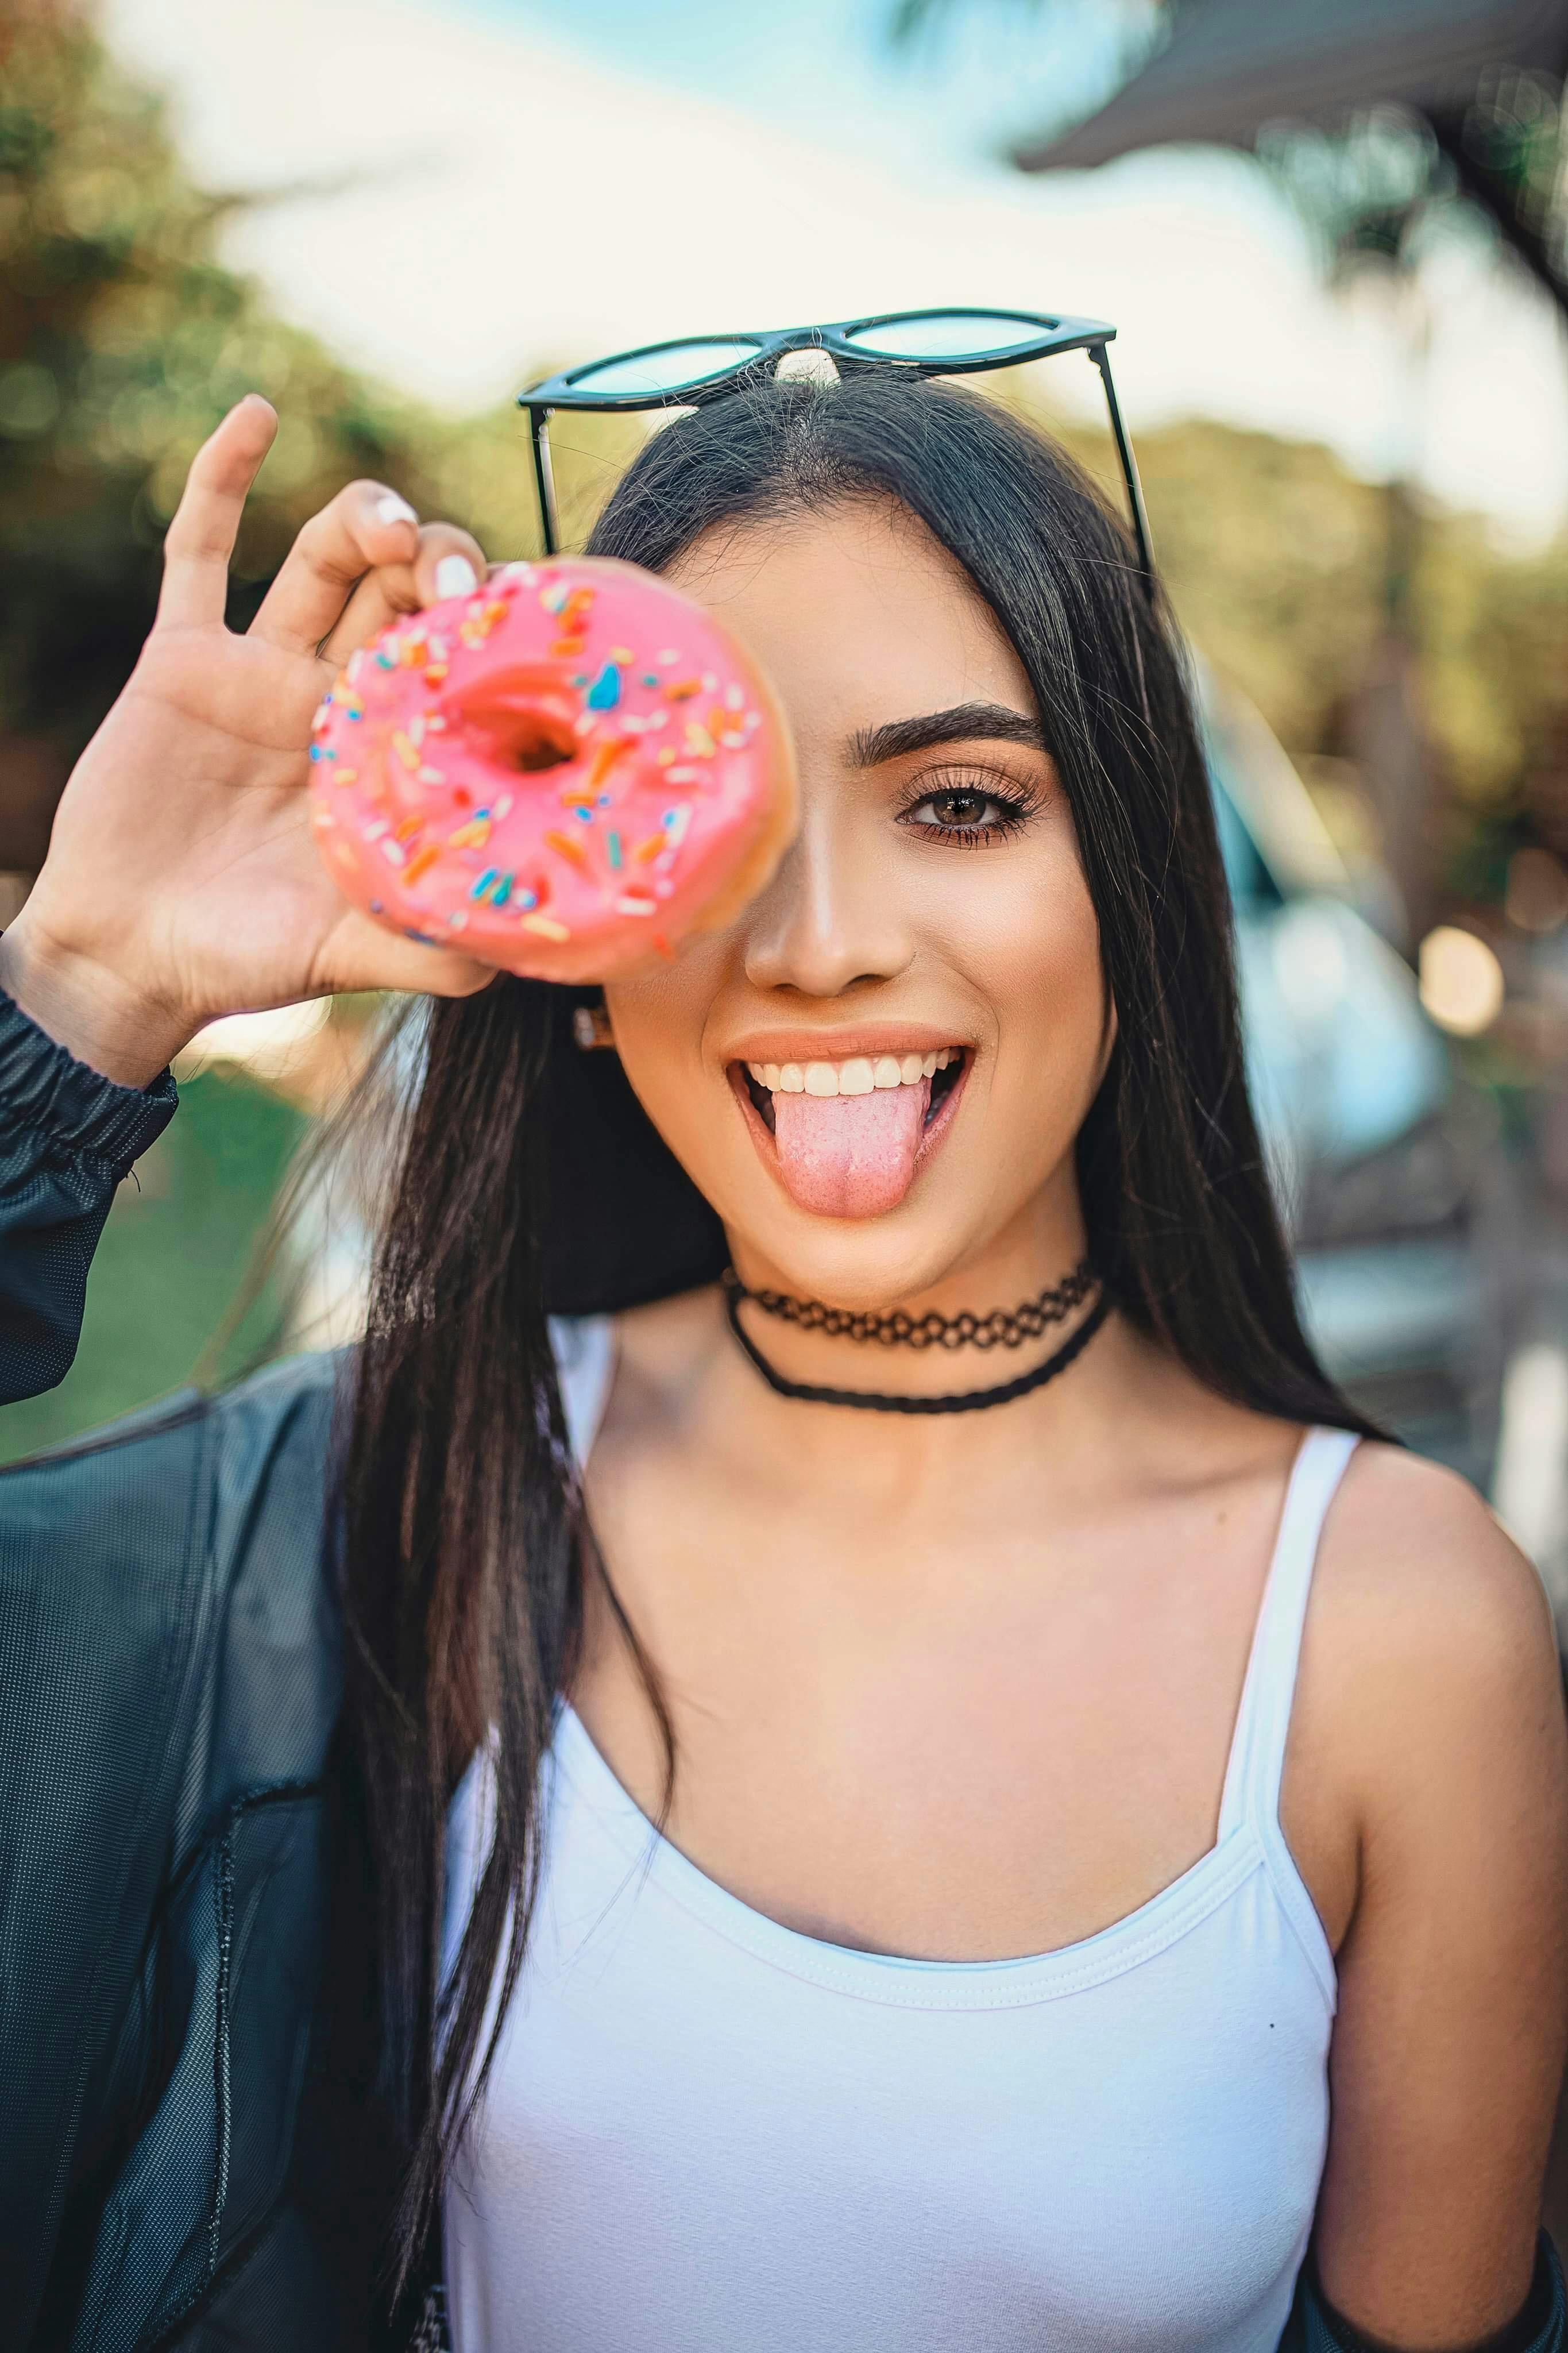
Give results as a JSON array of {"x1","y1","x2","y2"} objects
[{"x1": 572, "y1": 997, "x2": 617, "y2": 1051}]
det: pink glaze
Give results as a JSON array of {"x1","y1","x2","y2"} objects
[{"x1": 308, "y1": 557, "x2": 796, "y2": 982}]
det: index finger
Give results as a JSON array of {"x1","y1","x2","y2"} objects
[{"x1": 156, "y1": 395, "x2": 278, "y2": 631}]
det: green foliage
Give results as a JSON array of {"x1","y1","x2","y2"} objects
[
  {"x1": 1084, "y1": 415, "x2": 1389, "y2": 754},
  {"x1": 0, "y1": 5, "x2": 408, "y2": 732},
  {"x1": 1047, "y1": 398, "x2": 1568, "y2": 835},
  {"x1": 0, "y1": 1064, "x2": 304, "y2": 1462},
  {"x1": 0, "y1": 0, "x2": 638, "y2": 759}
]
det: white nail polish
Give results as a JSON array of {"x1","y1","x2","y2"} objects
[
  {"x1": 374, "y1": 492, "x2": 418, "y2": 529},
  {"x1": 435, "y1": 554, "x2": 478, "y2": 600}
]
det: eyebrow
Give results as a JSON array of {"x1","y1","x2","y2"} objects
[{"x1": 847, "y1": 702, "x2": 1048, "y2": 767}]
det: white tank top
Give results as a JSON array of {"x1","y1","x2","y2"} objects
[{"x1": 442, "y1": 1317, "x2": 1353, "y2": 2352}]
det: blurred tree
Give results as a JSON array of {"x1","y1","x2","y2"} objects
[
  {"x1": 0, "y1": 0, "x2": 641, "y2": 864},
  {"x1": 0, "y1": 0, "x2": 439, "y2": 854},
  {"x1": 1005, "y1": 381, "x2": 1568, "y2": 888},
  {"x1": 1061, "y1": 413, "x2": 1389, "y2": 755}
]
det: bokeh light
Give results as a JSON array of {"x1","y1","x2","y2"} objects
[{"x1": 1418, "y1": 924, "x2": 1506, "y2": 1036}]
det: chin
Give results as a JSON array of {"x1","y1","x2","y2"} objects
[
  {"x1": 715, "y1": 1150, "x2": 1013, "y2": 1315},
  {"x1": 614, "y1": 1024, "x2": 1084, "y2": 1312}
]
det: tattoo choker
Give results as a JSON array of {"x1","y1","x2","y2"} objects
[
  {"x1": 721, "y1": 1258, "x2": 1096, "y2": 1349},
  {"x1": 720, "y1": 1261, "x2": 1108, "y2": 1416}
]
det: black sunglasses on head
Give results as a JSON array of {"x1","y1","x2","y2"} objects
[{"x1": 517, "y1": 306, "x2": 1153, "y2": 577}]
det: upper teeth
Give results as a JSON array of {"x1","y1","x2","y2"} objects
[{"x1": 746, "y1": 1049, "x2": 959, "y2": 1097}]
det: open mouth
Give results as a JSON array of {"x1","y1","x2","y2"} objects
[
  {"x1": 730, "y1": 1048, "x2": 970, "y2": 1219},
  {"x1": 740, "y1": 1048, "x2": 963, "y2": 1134}
]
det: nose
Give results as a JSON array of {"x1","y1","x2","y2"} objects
[{"x1": 741, "y1": 794, "x2": 915, "y2": 1000}]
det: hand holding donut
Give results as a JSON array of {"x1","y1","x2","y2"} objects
[
  {"x1": 0, "y1": 398, "x2": 499, "y2": 1086},
  {"x1": 1, "y1": 398, "x2": 798, "y2": 1087}
]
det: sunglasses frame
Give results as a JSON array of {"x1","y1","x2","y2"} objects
[{"x1": 517, "y1": 306, "x2": 1153, "y2": 579}]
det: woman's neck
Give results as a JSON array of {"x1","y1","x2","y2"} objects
[
  {"x1": 720, "y1": 1183, "x2": 1092, "y2": 1404},
  {"x1": 609, "y1": 1274, "x2": 1172, "y2": 1550},
  {"x1": 608, "y1": 1179, "x2": 1163, "y2": 1510}
]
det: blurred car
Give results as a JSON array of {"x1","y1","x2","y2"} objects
[{"x1": 1204, "y1": 676, "x2": 1509, "y2": 1482}]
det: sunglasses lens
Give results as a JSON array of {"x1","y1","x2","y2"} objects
[
  {"x1": 567, "y1": 338, "x2": 763, "y2": 398},
  {"x1": 844, "y1": 312, "x2": 1049, "y2": 361}
]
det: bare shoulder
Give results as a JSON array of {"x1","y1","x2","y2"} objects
[
  {"x1": 1315, "y1": 1441, "x2": 1555, "y2": 1679},
  {"x1": 1304, "y1": 1439, "x2": 1565, "y2": 1835}
]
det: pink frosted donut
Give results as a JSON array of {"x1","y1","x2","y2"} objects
[{"x1": 308, "y1": 556, "x2": 796, "y2": 982}]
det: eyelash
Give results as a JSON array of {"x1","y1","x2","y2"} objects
[{"x1": 896, "y1": 768, "x2": 1043, "y2": 848}]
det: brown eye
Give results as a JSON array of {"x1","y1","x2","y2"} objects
[
  {"x1": 899, "y1": 774, "x2": 1039, "y2": 844},
  {"x1": 926, "y1": 789, "x2": 992, "y2": 828}
]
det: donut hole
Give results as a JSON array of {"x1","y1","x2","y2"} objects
[
  {"x1": 448, "y1": 670, "x2": 584, "y2": 775},
  {"x1": 503, "y1": 715, "x2": 580, "y2": 774}
]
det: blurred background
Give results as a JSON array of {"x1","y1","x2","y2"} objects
[{"x1": 6, "y1": 0, "x2": 1568, "y2": 1630}]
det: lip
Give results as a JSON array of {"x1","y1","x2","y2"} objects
[
  {"x1": 727, "y1": 1044, "x2": 973, "y2": 1214},
  {"x1": 721, "y1": 1023, "x2": 976, "y2": 1069}
]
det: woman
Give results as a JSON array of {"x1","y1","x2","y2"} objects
[{"x1": 2, "y1": 375, "x2": 1565, "y2": 2353}]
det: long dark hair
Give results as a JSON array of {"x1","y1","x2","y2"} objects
[{"x1": 340, "y1": 373, "x2": 1377, "y2": 2300}]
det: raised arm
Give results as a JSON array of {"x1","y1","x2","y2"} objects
[{"x1": 0, "y1": 395, "x2": 495, "y2": 1402}]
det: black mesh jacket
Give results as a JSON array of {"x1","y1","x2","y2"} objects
[{"x1": 0, "y1": 986, "x2": 1562, "y2": 2353}]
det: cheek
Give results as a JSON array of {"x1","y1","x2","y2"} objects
[
  {"x1": 602, "y1": 943, "x2": 732, "y2": 1163},
  {"x1": 954, "y1": 824, "x2": 1104, "y2": 1006},
  {"x1": 961, "y1": 848, "x2": 1109, "y2": 1123}
]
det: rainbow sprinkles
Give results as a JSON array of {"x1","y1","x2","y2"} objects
[{"x1": 308, "y1": 556, "x2": 796, "y2": 983}]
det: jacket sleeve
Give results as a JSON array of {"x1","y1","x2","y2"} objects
[{"x1": 0, "y1": 986, "x2": 177, "y2": 1405}]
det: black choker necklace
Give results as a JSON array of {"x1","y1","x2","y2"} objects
[
  {"x1": 721, "y1": 1270, "x2": 1109, "y2": 1415},
  {"x1": 720, "y1": 1256, "x2": 1096, "y2": 1350}
]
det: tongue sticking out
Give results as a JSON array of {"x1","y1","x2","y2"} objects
[{"x1": 771, "y1": 1079, "x2": 930, "y2": 1218}]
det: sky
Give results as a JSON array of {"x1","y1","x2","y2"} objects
[
  {"x1": 455, "y1": 0, "x2": 1148, "y2": 173},
  {"x1": 101, "y1": 0, "x2": 1568, "y2": 541}
]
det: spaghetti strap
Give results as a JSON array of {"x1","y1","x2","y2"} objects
[
  {"x1": 549, "y1": 1314, "x2": 618, "y2": 1472},
  {"x1": 1216, "y1": 1426, "x2": 1360, "y2": 1841}
]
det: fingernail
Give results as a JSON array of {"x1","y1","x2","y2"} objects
[
  {"x1": 434, "y1": 554, "x2": 478, "y2": 600},
  {"x1": 374, "y1": 492, "x2": 418, "y2": 529}
]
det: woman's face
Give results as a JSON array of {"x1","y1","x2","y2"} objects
[{"x1": 603, "y1": 497, "x2": 1111, "y2": 1308}]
